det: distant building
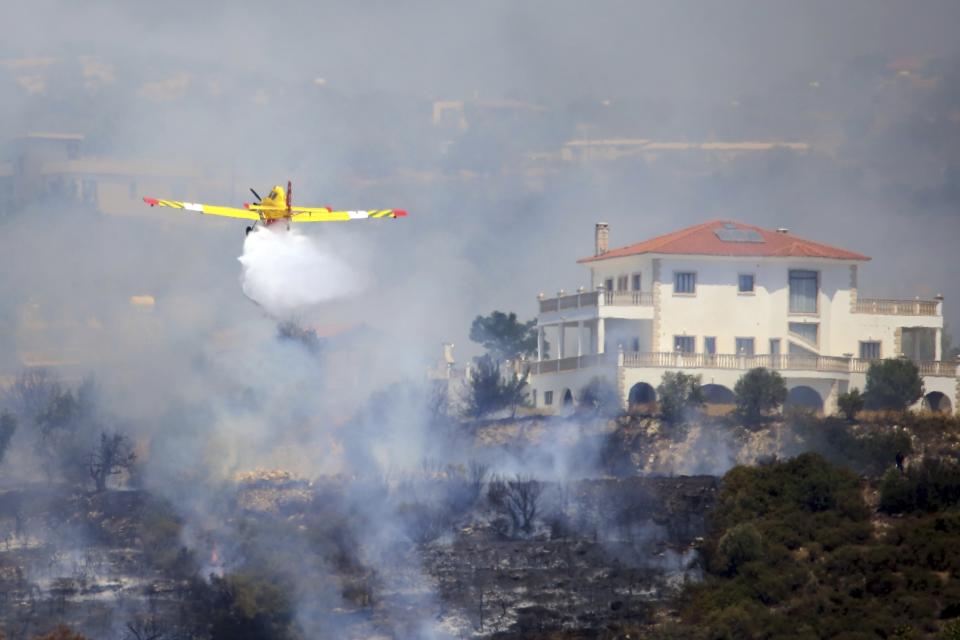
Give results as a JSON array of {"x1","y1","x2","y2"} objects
[
  {"x1": 559, "y1": 138, "x2": 810, "y2": 163},
  {"x1": 0, "y1": 132, "x2": 224, "y2": 217},
  {"x1": 530, "y1": 220, "x2": 955, "y2": 415},
  {"x1": 432, "y1": 98, "x2": 547, "y2": 133}
]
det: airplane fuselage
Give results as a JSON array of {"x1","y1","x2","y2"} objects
[{"x1": 247, "y1": 185, "x2": 294, "y2": 225}]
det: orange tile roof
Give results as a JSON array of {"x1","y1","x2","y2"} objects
[{"x1": 578, "y1": 220, "x2": 871, "y2": 263}]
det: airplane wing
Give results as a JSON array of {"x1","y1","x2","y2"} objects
[
  {"x1": 290, "y1": 208, "x2": 407, "y2": 222},
  {"x1": 143, "y1": 197, "x2": 260, "y2": 222}
]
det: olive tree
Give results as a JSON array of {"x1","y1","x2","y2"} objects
[
  {"x1": 734, "y1": 368, "x2": 787, "y2": 424},
  {"x1": 657, "y1": 371, "x2": 705, "y2": 424}
]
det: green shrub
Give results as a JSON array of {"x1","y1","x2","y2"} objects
[
  {"x1": 704, "y1": 602, "x2": 768, "y2": 640},
  {"x1": 879, "y1": 458, "x2": 960, "y2": 514},
  {"x1": 865, "y1": 359, "x2": 924, "y2": 411},
  {"x1": 716, "y1": 523, "x2": 764, "y2": 575},
  {"x1": 941, "y1": 619, "x2": 960, "y2": 640},
  {"x1": 792, "y1": 416, "x2": 912, "y2": 476},
  {"x1": 140, "y1": 498, "x2": 195, "y2": 576},
  {"x1": 679, "y1": 453, "x2": 960, "y2": 637},
  {"x1": 879, "y1": 468, "x2": 916, "y2": 513},
  {"x1": 838, "y1": 388, "x2": 865, "y2": 421},
  {"x1": 657, "y1": 371, "x2": 705, "y2": 424},
  {"x1": 209, "y1": 572, "x2": 295, "y2": 640},
  {"x1": 734, "y1": 368, "x2": 787, "y2": 424}
]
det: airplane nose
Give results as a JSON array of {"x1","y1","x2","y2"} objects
[{"x1": 394, "y1": 210, "x2": 408, "y2": 217}]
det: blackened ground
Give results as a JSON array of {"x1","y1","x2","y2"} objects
[{"x1": 0, "y1": 476, "x2": 717, "y2": 638}]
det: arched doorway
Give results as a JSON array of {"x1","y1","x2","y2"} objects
[
  {"x1": 628, "y1": 382, "x2": 656, "y2": 408},
  {"x1": 785, "y1": 385, "x2": 823, "y2": 413},
  {"x1": 702, "y1": 384, "x2": 735, "y2": 405},
  {"x1": 562, "y1": 388, "x2": 574, "y2": 407},
  {"x1": 701, "y1": 383, "x2": 736, "y2": 415},
  {"x1": 923, "y1": 391, "x2": 953, "y2": 414}
]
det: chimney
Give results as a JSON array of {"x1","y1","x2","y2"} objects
[{"x1": 595, "y1": 222, "x2": 609, "y2": 256}]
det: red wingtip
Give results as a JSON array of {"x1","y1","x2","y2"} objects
[
  {"x1": 143, "y1": 197, "x2": 159, "y2": 206},
  {"x1": 393, "y1": 209, "x2": 408, "y2": 218}
]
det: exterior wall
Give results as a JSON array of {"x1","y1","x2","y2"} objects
[
  {"x1": 655, "y1": 256, "x2": 853, "y2": 355},
  {"x1": 845, "y1": 316, "x2": 941, "y2": 359},
  {"x1": 605, "y1": 318, "x2": 652, "y2": 353},
  {"x1": 529, "y1": 364, "x2": 619, "y2": 412},
  {"x1": 590, "y1": 256, "x2": 655, "y2": 293}
]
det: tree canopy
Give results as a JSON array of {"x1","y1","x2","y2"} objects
[
  {"x1": 469, "y1": 311, "x2": 539, "y2": 362},
  {"x1": 734, "y1": 368, "x2": 787, "y2": 424},
  {"x1": 657, "y1": 371, "x2": 705, "y2": 424},
  {"x1": 864, "y1": 358, "x2": 924, "y2": 411}
]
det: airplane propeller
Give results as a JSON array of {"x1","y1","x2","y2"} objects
[
  {"x1": 250, "y1": 188, "x2": 262, "y2": 202},
  {"x1": 286, "y1": 180, "x2": 292, "y2": 216}
]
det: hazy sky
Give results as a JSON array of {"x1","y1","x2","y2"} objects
[
  {"x1": 6, "y1": 1, "x2": 960, "y2": 98},
  {"x1": 2, "y1": 0, "x2": 959, "y2": 367}
]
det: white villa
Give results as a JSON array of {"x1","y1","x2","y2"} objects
[{"x1": 529, "y1": 220, "x2": 957, "y2": 415}]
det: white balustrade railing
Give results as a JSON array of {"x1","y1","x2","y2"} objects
[{"x1": 531, "y1": 351, "x2": 958, "y2": 378}]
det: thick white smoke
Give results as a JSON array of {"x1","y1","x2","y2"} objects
[{"x1": 238, "y1": 226, "x2": 366, "y2": 316}]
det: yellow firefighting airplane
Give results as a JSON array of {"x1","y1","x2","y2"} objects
[{"x1": 144, "y1": 181, "x2": 406, "y2": 235}]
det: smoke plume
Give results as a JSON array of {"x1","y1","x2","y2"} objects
[{"x1": 238, "y1": 226, "x2": 366, "y2": 317}]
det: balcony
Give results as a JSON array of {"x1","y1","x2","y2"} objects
[
  {"x1": 538, "y1": 290, "x2": 598, "y2": 313},
  {"x1": 538, "y1": 288, "x2": 654, "y2": 322},
  {"x1": 529, "y1": 351, "x2": 958, "y2": 378},
  {"x1": 622, "y1": 351, "x2": 854, "y2": 373},
  {"x1": 853, "y1": 297, "x2": 941, "y2": 316},
  {"x1": 603, "y1": 290, "x2": 654, "y2": 306},
  {"x1": 527, "y1": 353, "x2": 611, "y2": 375}
]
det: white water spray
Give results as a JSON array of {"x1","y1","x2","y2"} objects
[{"x1": 238, "y1": 227, "x2": 365, "y2": 316}]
